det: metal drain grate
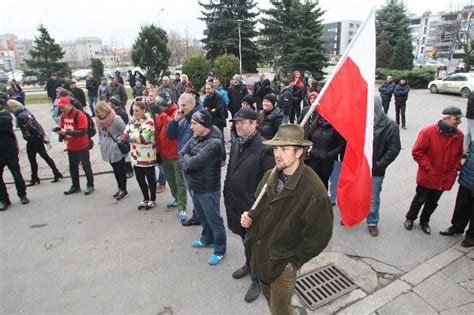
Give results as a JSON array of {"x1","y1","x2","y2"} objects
[{"x1": 295, "y1": 264, "x2": 358, "y2": 310}]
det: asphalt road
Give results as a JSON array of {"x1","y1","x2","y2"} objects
[{"x1": 0, "y1": 88, "x2": 469, "y2": 314}]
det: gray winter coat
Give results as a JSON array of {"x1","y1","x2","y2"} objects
[{"x1": 97, "y1": 115, "x2": 127, "y2": 163}]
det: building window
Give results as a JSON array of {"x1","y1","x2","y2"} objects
[{"x1": 349, "y1": 23, "x2": 354, "y2": 28}]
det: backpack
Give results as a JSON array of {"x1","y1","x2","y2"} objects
[{"x1": 74, "y1": 109, "x2": 96, "y2": 138}]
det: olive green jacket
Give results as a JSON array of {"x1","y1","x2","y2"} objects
[{"x1": 247, "y1": 162, "x2": 333, "y2": 283}]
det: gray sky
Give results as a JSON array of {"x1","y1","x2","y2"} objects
[{"x1": 0, "y1": 0, "x2": 463, "y2": 46}]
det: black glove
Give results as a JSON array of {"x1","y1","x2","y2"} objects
[{"x1": 156, "y1": 153, "x2": 163, "y2": 164}]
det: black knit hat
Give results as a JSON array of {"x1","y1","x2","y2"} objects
[
  {"x1": 263, "y1": 93, "x2": 277, "y2": 107},
  {"x1": 192, "y1": 110, "x2": 212, "y2": 128},
  {"x1": 156, "y1": 91, "x2": 171, "y2": 107}
]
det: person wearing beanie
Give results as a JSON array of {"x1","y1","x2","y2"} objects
[
  {"x1": 228, "y1": 74, "x2": 249, "y2": 118},
  {"x1": 178, "y1": 109, "x2": 227, "y2": 266},
  {"x1": 257, "y1": 93, "x2": 283, "y2": 140},
  {"x1": 107, "y1": 76, "x2": 128, "y2": 108},
  {"x1": 405, "y1": 106, "x2": 464, "y2": 235},
  {"x1": 278, "y1": 79, "x2": 293, "y2": 124},
  {"x1": 289, "y1": 71, "x2": 304, "y2": 124},
  {"x1": 57, "y1": 96, "x2": 95, "y2": 196},
  {"x1": 0, "y1": 99, "x2": 29, "y2": 211}
]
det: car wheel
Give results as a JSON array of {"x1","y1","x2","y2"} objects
[
  {"x1": 461, "y1": 87, "x2": 471, "y2": 98},
  {"x1": 429, "y1": 85, "x2": 438, "y2": 94}
]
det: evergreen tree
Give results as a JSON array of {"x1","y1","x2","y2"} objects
[
  {"x1": 90, "y1": 58, "x2": 104, "y2": 79},
  {"x1": 182, "y1": 54, "x2": 210, "y2": 90},
  {"x1": 281, "y1": 0, "x2": 328, "y2": 79},
  {"x1": 213, "y1": 54, "x2": 240, "y2": 89},
  {"x1": 259, "y1": 0, "x2": 327, "y2": 77},
  {"x1": 131, "y1": 24, "x2": 171, "y2": 86},
  {"x1": 259, "y1": 0, "x2": 294, "y2": 71},
  {"x1": 376, "y1": 33, "x2": 392, "y2": 68},
  {"x1": 199, "y1": 0, "x2": 260, "y2": 72},
  {"x1": 389, "y1": 38, "x2": 414, "y2": 70},
  {"x1": 24, "y1": 24, "x2": 70, "y2": 83},
  {"x1": 376, "y1": 0, "x2": 413, "y2": 68}
]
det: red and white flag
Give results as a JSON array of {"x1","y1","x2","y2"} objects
[{"x1": 303, "y1": 9, "x2": 375, "y2": 226}]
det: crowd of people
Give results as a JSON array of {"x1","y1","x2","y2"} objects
[{"x1": 0, "y1": 68, "x2": 472, "y2": 315}]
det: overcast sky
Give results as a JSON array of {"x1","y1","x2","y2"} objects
[{"x1": 0, "y1": 0, "x2": 465, "y2": 46}]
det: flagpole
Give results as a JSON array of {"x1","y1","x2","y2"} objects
[
  {"x1": 299, "y1": 6, "x2": 376, "y2": 127},
  {"x1": 249, "y1": 7, "x2": 376, "y2": 217}
]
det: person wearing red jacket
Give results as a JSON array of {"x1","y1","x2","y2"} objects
[
  {"x1": 405, "y1": 106, "x2": 464, "y2": 234},
  {"x1": 57, "y1": 97, "x2": 95, "y2": 195},
  {"x1": 153, "y1": 92, "x2": 188, "y2": 223}
]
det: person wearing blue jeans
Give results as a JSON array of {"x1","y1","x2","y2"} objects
[
  {"x1": 167, "y1": 93, "x2": 203, "y2": 226},
  {"x1": 178, "y1": 110, "x2": 226, "y2": 265},
  {"x1": 329, "y1": 160, "x2": 341, "y2": 205},
  {"x1": 192, "y1": 190, "x2": 226, "y2": 257},
  {"x1": 368, "y1": 95, "x2": 401, "y2": 236}
]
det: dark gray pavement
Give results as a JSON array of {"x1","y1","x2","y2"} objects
[{"x1": 1, "y1": 89, "x2": 473, "y2": 314}]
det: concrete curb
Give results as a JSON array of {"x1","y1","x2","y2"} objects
[{"x1": 338, "y1": 241, "x2": 470, "y2": 314}]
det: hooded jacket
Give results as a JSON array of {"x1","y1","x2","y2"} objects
[
  {"x1": 227, "y1": 83, "x2": 248, "y2": 115},
  {"x1": 97, "y1": 114, "x2": 127, "y2": 163},
  {"x1": 0, "y1": 108, "x2": 18, "y2": 158},
  {"x1": 372, "y1": 95, "x2": 401, "y2": 176},
  {"x1": 203, "y1": 92, "x2": 227, "y2": 129},
  {"x1": 178, "y1": 126, "x2": 224, "y2": 193},
  {"x1": 166, "y1": 103, "x2": 203, "y2": 150}
]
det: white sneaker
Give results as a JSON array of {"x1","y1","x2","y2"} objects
[{"x1": 147, "y1": 200, "x2": 156, "y2": 209}]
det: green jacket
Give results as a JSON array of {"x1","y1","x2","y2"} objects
[{"x1": 247, "y1": 162, "x2": 333, "y2": 283}]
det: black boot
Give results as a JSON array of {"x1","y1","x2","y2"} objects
[
  {"x1": 51, "y1": 171, "x2": 63, "y2": 183},
  {"x1": 27, "y1": 177, "x2": 40, "y2": 187}
]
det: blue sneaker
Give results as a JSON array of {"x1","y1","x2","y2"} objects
[
  {"x1": 209, "y1": 254, "x2": 225, "y2": 265},
  {"x1": 192, "y1": 240, "x2": 213, "y2": 248},
  {"x1": 178, "y1": 211, "x2": 187, "y2": 222},
  {"x1": 167, "y1": 201, "x2": 178, "y2": 209}
]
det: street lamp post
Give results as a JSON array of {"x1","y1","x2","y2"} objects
[{"x1": 236, "y1": 19, "x2": 243, "y2": 74}]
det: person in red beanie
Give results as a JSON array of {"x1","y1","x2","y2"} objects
[{"x1": 57, "y1": 96, "x2": 95, "y2": 195}]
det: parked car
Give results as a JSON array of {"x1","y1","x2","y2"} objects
[
  {"x1": 428, "y1": 73, "x2": 474, "y2": 98},
  {"x1": 72, "y1": 69, "x2": 91, "y2": 81}
]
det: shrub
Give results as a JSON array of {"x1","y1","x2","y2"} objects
[
  {"x1": 182, "y1": 54, "x2": 210, "y2": 91},
  {"x1": 376, "y1": 67, "x2": 436, "y2": 89},
  {"x1": 213, "y1": 54, "x2": 240, "y2": 89}
]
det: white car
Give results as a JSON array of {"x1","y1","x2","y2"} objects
[{"x1": 428, "y1": 73, "x2": 474, "y2": 98}]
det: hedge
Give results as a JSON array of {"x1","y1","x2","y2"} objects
[{"x1": 376, "y1": 67, "x2": 436, "y2": 89}]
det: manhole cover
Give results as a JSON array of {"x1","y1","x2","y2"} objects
[{"x1": 295, "y1": 264, "x2": 358, "y2": 310}]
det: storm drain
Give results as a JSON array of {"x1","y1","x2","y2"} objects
[{"x1": 295, "y1": 264, "x2": 358, "y2": 310}]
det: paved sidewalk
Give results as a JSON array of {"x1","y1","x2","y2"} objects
[{"x1": 2, "y1": 95, "x2": 473, "y2": 314}]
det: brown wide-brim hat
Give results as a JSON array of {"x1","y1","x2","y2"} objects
[{"x1": 263, "y1": 124, "x2": 313, "y2": 147}]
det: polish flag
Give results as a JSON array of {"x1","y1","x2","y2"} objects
[{"x1": 301, "y1": 9, "x2": 375, "y2": 226}]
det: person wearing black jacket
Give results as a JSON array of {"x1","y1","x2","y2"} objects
[
  {"x1": 46, "y1": 75, "x2": 62, "y2": 103},
  {"x1": 257, "y1": 94, "x2": 283, "y2": 140},
  {"x1": 367, "y1": 95, "x2": 401, "y2": 236},
  {"x1": 203, "y1": 82, "x2": 227, "y2": 134},
  {"x1": 0, "y1": 99, "x2": 29, "y2": 210},
  {"x1": 7, "y1": 100, "x2": 62, "y2": 186},
  {"x1": 378, "y1": 76, "x2": 396, "y2": 114},
  {"x1": 393, "y1": 78, "x2": 410, "y2": 129},
  {"x1": 304, "y1": 113, "x2": 346, "y2": 190},
  {"x1": 227, "y1": 74, "x2": 248, "y2": 118},
  {"x1": 69, "y1": 81, "x2": 87, "y2": 109},
  {"x1": 255, "y1": 79, "x2": 275, "y2": 111},
  {"x1": 224, "y1": 107, "x2": 274, "y2": 303},
  {"x1": 85, "y1": 74, "x2": 99, "y2": 116},
  {"x1": 277, "y1": 79, "x2": 293, "y2": 124}
]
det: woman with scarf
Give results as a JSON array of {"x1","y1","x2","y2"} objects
[
  {"x1": 95, "y1": 101, "x2": 128, "y2": 201},
  {"x1": 123, "y1": 100, "x2": 157, "y2": 210},
  {"x1": 6, "y1": 99, "x2": 62, "y2": 186}
]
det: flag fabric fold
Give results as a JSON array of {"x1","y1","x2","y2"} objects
[{"x1": 315, "y1": 9, "x2": 376, "y2": 226}]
